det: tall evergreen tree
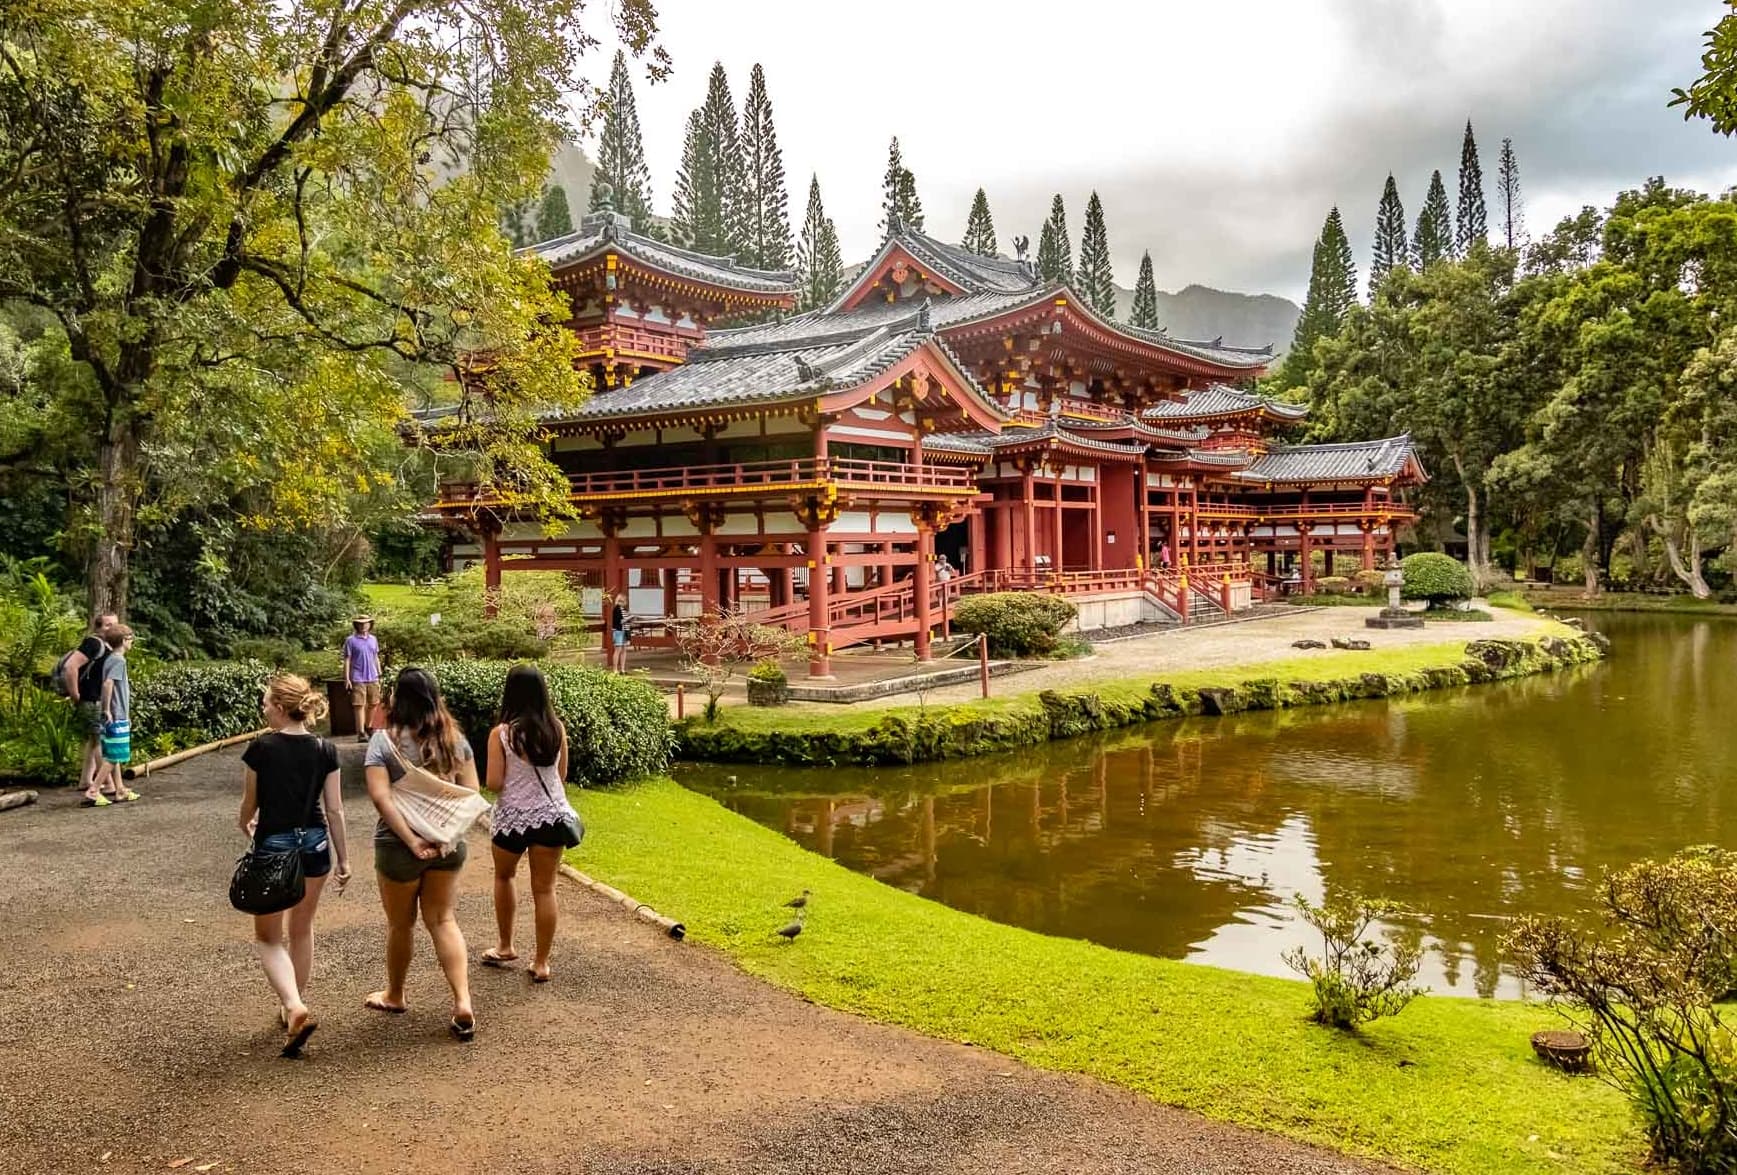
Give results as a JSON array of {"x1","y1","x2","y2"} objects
[
  {"x1": 537, "y1": 183, "x2": 573, "y2": 240},
  {"x1": 1279, "y1": 207, "x2": 1357, "y2": 388},
  {"x1": 1129, "y1": 251, "x2": 1160, "y2": 329},
  {"x1": 670, "y1": 110, "x2": 712, "y2": 249},
  {"x1": 740, "y1": 64, "x2": 793, "y2": 269},
  {"x1": 591, "y1": 50, "x2": 655, "y2": 231},
  {"x1": 698, "y1": 63, "x2": 747, "y2": 254},
  {"x1": 1496, "y1": 137, "x2": 1525, "y2": 250},
  {"x1": 500, "y1": 200, "x2": 536, "y2": 249},
  {"x1": 1036, "y1": 194, "x2": 1072, "y2": 284},
  {"x1": 878, "y1": 137, "x2": 925, "y2": 234},
  {"x1": 1455, "y1": 120, "x2": 1488, "y2": 254},
  {"x1": 961, "y1": 188, "x2": 998, "y2": 256},
  {"x1": 1076, "y1": 191, "x2": 1116, "y2": 315},
  {"x1": 797, "y1": 174, "x2": 844, "y2": 310},
  {"x1": 1412, "y1": 169, "x2": 1453, "y2": 268},
  {"x1": 1370, "y1": 173, "x2": 1408, "y2": 298}
]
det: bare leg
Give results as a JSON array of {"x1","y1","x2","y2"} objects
[
  {"x1": 286, "y1": 873, "x2": 328, "y2": 995},
  {"x1": 489, "y1": 843, "x2": 522, "y2": 958},
  {"x1": 417, "y1": 867, "x2": 472, "y2": 1026},
  {"x1": 252, "y1": 911, "x2": 305, "y2": 1023},
  {"x1": 372, "y1": 874, "x2": 420, "y2": 1009},
  {"x1": 352, "y1": 703, "x2": 367, "y2": 740},
  {"x1": 527, "y1": 844, "x2": 563, "y2": 980}
]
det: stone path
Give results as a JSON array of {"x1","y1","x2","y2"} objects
[{"x1": 0, "y1": 750, "x2": 1395, "y2": 1175}]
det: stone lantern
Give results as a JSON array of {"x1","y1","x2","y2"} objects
[{"x1": 1366, "y1": 556, "x2": 1424, "y2": 629}]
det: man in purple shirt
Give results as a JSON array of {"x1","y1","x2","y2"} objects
[{"x1": 343, "y1": 616, "x2": 384, "y2": 744}]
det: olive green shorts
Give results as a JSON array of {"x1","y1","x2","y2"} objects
[{"x1": 374, "y1": 835, "x2": 467, "y2": 884}]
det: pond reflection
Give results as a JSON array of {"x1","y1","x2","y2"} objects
[{"x1": 679, "y1": 613, "x2": 1737, "y2": 997}]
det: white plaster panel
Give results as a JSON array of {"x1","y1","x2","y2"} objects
[
  {"x1": 552, "y1": 435, "x2": 603, "y2": 452},
  {"x1": 660, "y1": 426, "x2": 704, "y2": 445},
  {"x1": 854, "y1": 406, "x2": 893, "y2": 421},
  {"x1": 833, "y1": 425, "x2": 913, "y2": 443},
  {"x1": 615, "y1": 430, "x2": 659, "y2": 448},
  {"x1": 871, "y1": 514, "x2": 918, "y2": 535},
  {"x1": 620, "y1": 516, "x2": 661, "y2": 539},
  {"x1": 834, "y1": 511, "x2": 873, "y2": 532},
  {"x1": 763, "y1": 416, "x2": 809, "y2": 435},
  {"x1": 758, "y1": 514, "x2": 805, "y2": 535}
]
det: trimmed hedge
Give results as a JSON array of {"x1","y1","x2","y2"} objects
[
  {"x1": 952, "y1": 592, "x2": 1079, "y2": 657},
  {"x1": 676, "y1": 635, "x2": 1607, "y2": 767},
  {"x1": 1402, "y1": 553, "x2": 1476, "y2": 607},
  {"x1": 132, "y1": 659, "x2": 271, "y2": 746},
  {"x1": 418, "y1": 660, "x2": 672, "y2": 786}
]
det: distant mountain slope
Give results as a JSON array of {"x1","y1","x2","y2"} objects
[{"x1": 1114, "y1": 282, "x2": 1300, "y2": 355}]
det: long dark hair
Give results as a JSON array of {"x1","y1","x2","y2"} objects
[
  {"x1": 387, "y1": 667, "x2": 462, "y2": 776},
  {"x1": 499, "y1": 664, "x2": 562, "y2": 768}
]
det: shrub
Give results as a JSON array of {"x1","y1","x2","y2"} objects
[
  {"x1": 373, "y1": 613, "x2": 549, "y2": 663},
  {"x1": 953, "y1": 592, "x2": 1078, "y2": 657},
  {"x1": 747, "y1": 660, "x2": 788, "y2": 684},
  {"x1": 1316, "y1": 575, "x2": 1352, "y2": 595},
  {"x1": 131, "y1": 660, "x2": 271, "y2": 744},
  {"x1": 1400, "y1": 553, "x2": 1475, "y2": 609},
  {"x1": 418, "y1": 660, "x2": 672, "y2": 785},
  {"x1": 1281, "y1": 892, "x2": 1424, "y2": 1029},
  {"x1": 1355, "y1": 568, "x2": 1388, "y2": 594},
  {"x1": 1508, "y1": 848, "x2": 1737, "y2": 1172}
]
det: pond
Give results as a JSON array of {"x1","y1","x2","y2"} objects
[{"x1": 677, "y1": 612, "x2": 1737, "y2": 997}]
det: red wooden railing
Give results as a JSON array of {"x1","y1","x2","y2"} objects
[
  {"x1": 1192, "y1": 502, "x2": 1421, "y2": 521},
  {"x1": 438, "y1": 457, "x2": 976, "y2": 506}
]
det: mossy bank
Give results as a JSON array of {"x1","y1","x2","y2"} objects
[{"x1": 677, "y1": 633, "x2": 1608, "y2": 766}]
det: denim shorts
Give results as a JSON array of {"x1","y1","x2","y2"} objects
[
  {"x1": 258, "y1": 828, "x2": 333, "y2": 878},
  {"x1": 611, "y1": 629, "x2": 627, "y2": 647}
]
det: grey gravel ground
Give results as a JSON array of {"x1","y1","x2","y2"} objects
[{"x1": 0, "y1": 749, "x2": 1395, "y2": 1175}]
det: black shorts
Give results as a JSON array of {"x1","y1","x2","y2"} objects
[{"x1": 492, "y1": 820, "x2": 578, "y2": 854}]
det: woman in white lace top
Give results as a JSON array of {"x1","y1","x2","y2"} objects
[{"x1": 481, "y1": 665, "x2": 580, "y2": 983}]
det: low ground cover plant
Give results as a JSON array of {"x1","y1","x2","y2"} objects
[{"x1": 1508, "y1": 848, "x2": 1737, "y2": 1172}]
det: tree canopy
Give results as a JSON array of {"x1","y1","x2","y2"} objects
[{"x1": 962, "y1": 188, "x2": 998, "y2": 257}]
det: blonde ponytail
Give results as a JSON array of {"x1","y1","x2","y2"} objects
[{"x1": 266, "y1": 672, "x2": 330, "y2": 725}]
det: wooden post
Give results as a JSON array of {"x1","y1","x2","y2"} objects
[
  {"x1": 482, "y1": 527, "x2": 501, "y2": 618},
  {"x1": 1299, "y1": 525, "x2": 1315, "y2": 595},
  {"x1": 675, "y1": 683, "x2": 685, "y2": 720},
  {"x1": 808, "y1": 528, "x2": 831, "y2": 678},
  {"x1": 978, "y1": 632, "x2": 990, "y2": 698},
  {"x1": 1052, "y1": 478, "x2": 1064, "y2": 575},
  {"x1": 1021, "y1": 466, "x2": 1037, "y2": 573}
]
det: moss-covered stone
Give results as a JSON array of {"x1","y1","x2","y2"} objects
[{"x1": 677, "y1": 634, "x2": 1608, "y2": 767}]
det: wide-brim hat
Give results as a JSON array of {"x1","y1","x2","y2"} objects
[{"x1": 352, "y1": 614, "x2": 373, "y2": 625}]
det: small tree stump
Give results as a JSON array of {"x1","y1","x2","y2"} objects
[
  {"x1": 0, "y1": 790, "x2": 38, "y2": 812},
  {"x1": 1531, "y1": 1029, "x2": 1592, "y2": 1072}
]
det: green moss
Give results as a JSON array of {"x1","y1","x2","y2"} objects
[
  {"x1": 677, "y1": 635, "x2": 1607, "y2": 766},
  {"x1": 571, "y1": 778, "x2": 1638, "y2": 1175}
]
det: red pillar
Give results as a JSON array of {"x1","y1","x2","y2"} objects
[
  {"x1": 914, "y1": 524, "x2": 934, "y2": 661},
  {"x1": 662, "y1": 568, "x2": 678, "y2": 618},
  {"x1": 699, "y1": 533, "x2": 719, "y2": 615},
  {"x1": 808, "y1": 528, "x2": 831, "y2": 678},
  {"x1": 482, "y1": 528, "x2": 501, "y2": 618},
  {"x1": 1051, "y1": 482, "x2": 1064, "y2": 575},
  {"x1": 1138, "y1": 474, "x2": 1152, "y2": 571},
  {"x1": 1090, "y1": 481, "x2": 1103, "y2": 570},
  {"x1": 1299, "y1": 527, "x2": 1315, "y2": 595},
  {"x1": 1021, "y1": 467, "x2": 1037, "y2": 574},
  {"x1": 968, "y1": 511, "x2": 987, "y2": 579}
]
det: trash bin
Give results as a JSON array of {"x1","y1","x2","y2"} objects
[{"x1": 325, "y1": 680, "x2": 355, "y2": 736}]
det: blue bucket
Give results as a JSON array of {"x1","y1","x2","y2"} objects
[{"x1": 101, "y1": 719, "x2": 131, "y2": 765}]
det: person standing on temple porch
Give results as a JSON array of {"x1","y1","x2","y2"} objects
[
  {"x1": 608, "y1": 593, "x2": 629, "y2": 672},
  {"x1": 935, "y1": 554, "x2": 954, "y2": 583},
  {"x1": 1158, "y1": 541, "x2": 1172, "y2": 571}
]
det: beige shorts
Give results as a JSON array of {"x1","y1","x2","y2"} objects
[{"x1": 352, "y1": 680, "x2": 381, "y2": 708}]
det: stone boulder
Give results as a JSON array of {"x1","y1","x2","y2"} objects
[
  {"x1": 1331, "y1": 637, "x2": 1372, "y2": 651},
  {"x1": 1291, "y1": 639, "x2": 1328, "y2": 650}
]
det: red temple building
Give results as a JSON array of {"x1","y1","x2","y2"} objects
[{"x1": 433, "y1": 210, "x2": 1425, "y2": 676}]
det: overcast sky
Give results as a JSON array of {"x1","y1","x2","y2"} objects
[{"x1": 585, "y1": 0, "x2": 1736, "y2": 303}]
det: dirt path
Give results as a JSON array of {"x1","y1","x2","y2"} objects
[{"x1": 0, "y1": 750, "x2": 1394, "y2": 1175}]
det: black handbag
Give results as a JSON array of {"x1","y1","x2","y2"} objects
[
  {"x1": 532, "y1": 756, "x2": 584, "y2": 849},
  {"x1": 230, "y1": 741, "x2": 326, "y2": 915}
]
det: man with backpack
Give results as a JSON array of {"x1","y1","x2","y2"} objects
[{"x1": 56, "y1": 612, "x2": 119, "y2": 806}]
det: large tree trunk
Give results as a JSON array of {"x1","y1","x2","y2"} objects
[
  {"x1": 1582, "y1": 501, "x2": 1601, "y2": 598},
  {"x1": 87, "y1": 423, "x2": 141, "y2": 619},
  {"x1": 1451, "y1": 455, "x2": 1492, "y2": 589},
  {"x1": 1651, "y1": 515, "x2": 1712, "y2": 599}
]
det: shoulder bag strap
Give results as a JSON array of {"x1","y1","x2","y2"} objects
[{"x1": 295, "y1": 738, "x2": 327, "y2": 832}]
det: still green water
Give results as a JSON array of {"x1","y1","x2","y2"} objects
[{"x1": 678, "y1": 613, "x2": 1737, "y2": 998}]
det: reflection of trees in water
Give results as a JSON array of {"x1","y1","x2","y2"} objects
[{"x1": 689, "y1": 615, "x2": 1737, "y2": 998}]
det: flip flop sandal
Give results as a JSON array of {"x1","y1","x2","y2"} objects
[
  {"x1": 364, "y1": 993, "x2": 408, "y2": 1014},
  {"x1": 530, "y1": 968, "x2": 552, "y2": 985},
  {"x1": 480, "y1": 950, "x2": 519, "y2": 968},
  {"x1": 117, "y1": 790, "x2": 140, "y2": 802},
  {"x1": 80, "y1": 796, "x2": 111, "y2": 808},
  {"x1": 449, "y1": 1016, "x2": 476, "y2": 1042},
  {"x1": 281, "y1": 1019, "x2": 318, "y2": 1058}
]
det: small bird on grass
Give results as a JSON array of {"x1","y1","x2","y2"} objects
[
  {"x1": 784, "y1": 889, "x2": 812, "y2": 910},
  {"x1": 776, "y1": 911, "x2": 806, "y2": 943}
]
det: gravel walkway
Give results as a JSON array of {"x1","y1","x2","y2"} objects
[{"x1": 0, "y1": 750, "x2": 1395, "y2": 1175}]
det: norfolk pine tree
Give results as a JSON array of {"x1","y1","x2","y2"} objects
[
  {"x1": 1413, "y1": 170, "x2": 1454, "y2": 268},
  {"x1": 1370, "y1": 174, "x2": 1408, "y2": 297},
  {"x1": 1456, "y1": 120, "x2": 1488, "y2": 254},
  {"x1": 741, "y1": 65, "x2": 793, "y2": 269},
  {"x1": 797, "y1": 175, "x2": 844, "y2": 310},
  {"x1": 962, "y1": 189, "x2": 999, "y2": 256},
  {"x1": 537, "y1": 184, "x2": 574, "y2": 240},
  {"x1": 1037, "y1": 194, "x2": 1073, "y2": 284},
  {"x1": 1496, "y1": 138, "x2": 1525, "y2": 250},
  {"x1": 592, "y1": 49, "x2": 655, "y2": 231},
  {"x1": 699, "y1": 63, "x2": 748, "y2": 255},
  {"x1": 879, "y1": 138, "x2": 924, "y2": 233},
  {"x1": 1278, "y1": 207, "x2": 1357, "y2": 389},
  {"x1": 0, "y1": 0, "x2": 658, "y2": 616},
  {"x1": 670, "y1": 110, "x2": 713, "y2": 249},
  {"x1": 1130, "y1": 252, "x2": 1160, "y2": 329},
  {"x1": 1076, "y1": 191, "x2": 1116, "y2": 316}
]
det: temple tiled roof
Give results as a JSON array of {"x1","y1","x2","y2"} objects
[
  {"x1": 1233, "y1": 435, "x2": 1423, "y2": 483},
  {"x1": 890, "y1": 227, "x2": 1040, "y2": 295},
  {"x1": 1064, "y1": 416, "x2": 1203, "y2": 446},
  {"x1": 1143, "y1": 385, "x2": 1309, "y2": 422},
  {"x1": 706, "y1": 292, "x2": 1035, "y2": 349},
  {"x1": 984, "y1": 420, "x2": 1149, "y2": 457},
  {"x1": 528, "y1": 211, "x2": 798, "y2": 295},
  {"x1": 565, "y1": 326, "x2": 926, "y2": 420},
  {"x1": 921, "y1": 432, "x2": 995, "y2": 456},
  {"x1": 1148, "y1": 447, "x2": 1256, "y2": 469}
]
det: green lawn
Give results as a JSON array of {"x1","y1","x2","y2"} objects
[
  {"x1": 571, "y1": 778, "x2": 1638, "y2": 1174},
  {"x1": 359, "y1": 581, "x2": 435, "y2": 618},
  {"x1": 704, "y1": 638, "x2": 1559, "y2": 738}
]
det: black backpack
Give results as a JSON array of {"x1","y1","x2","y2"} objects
[{"x1": 51, "y1": 641, "x2": 109, "y2": 702}]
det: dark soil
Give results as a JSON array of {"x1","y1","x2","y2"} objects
[{"x1": 0, "y1": 748, "x2": 1393, "y2": 1174}]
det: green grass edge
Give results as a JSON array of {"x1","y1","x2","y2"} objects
[{"x1": 569, "y1": 777, "x2": 1639, "y2": 1175}]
